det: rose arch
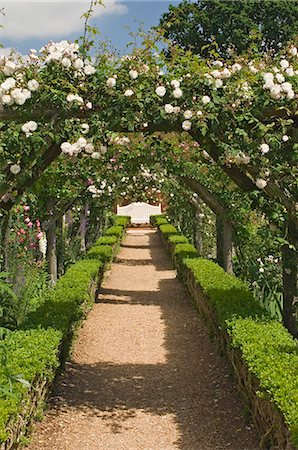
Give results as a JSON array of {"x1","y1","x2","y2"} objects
[{"x1": 0, "y1": 38, "x2": 297, "y2": 338}]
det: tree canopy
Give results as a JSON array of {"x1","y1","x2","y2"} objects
[{"x1": 158, "y1": 0, "x2": 298, "y2": 57}]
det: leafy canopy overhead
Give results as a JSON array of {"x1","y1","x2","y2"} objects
[{"x1": 158, "y1": 0, "x2": 298, "y2": 57}]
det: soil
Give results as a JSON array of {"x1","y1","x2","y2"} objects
[{"x1": 27, "y1": 229, "x2": 259, "y2": 450}]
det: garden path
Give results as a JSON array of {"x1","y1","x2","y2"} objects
[{"x1": 27, "y1": 229, "x2": 259, "y2": 450}]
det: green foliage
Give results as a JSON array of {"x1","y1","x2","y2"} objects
[
  {"x1": 168, "y1": 234, "x2": 189, "y2": 244},
  {"x1": 184, "y1": 258, "x2": 264, "y2": 323},
  {"x1": 228, "y1": 318, "x2": 298, "y2": 447},
  {"x1": 150, "y1": 215, "x2": 169, "y2": 226},
  {"x1": 95, "y1": 235, "x2": 118, "y2": 246},
  {"x1": 104, "y1": 225, "x2": 124, "y2": 237},
  {"x1": 86, "y1": 245, "x2": 113, "y2": 263},
  {"x1": 159, "y1": 0, "x2": 298, "y2": 57},
  {"x1": 24, "y1": 259, "x2": 102, "y2": 332},
  {"x1": 0, "y1": 328, "x2": 61, "y2": 443},
  {"x1": 174, "y1": 243, "x2": 198, "y2": 262},
  {"x1": 111, "y1": 215, "x2": 130, "y2": 227},
  {"x1": 159, "y1": 224, "x2": 179, "y2": 238},
  {"x1": 181, "y1": 256, "x2": 298, "y2": 446}
]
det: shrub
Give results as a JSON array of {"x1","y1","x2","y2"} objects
[
  {"x1": 168, "y1": 234, "x2": 189, "y2": 244},
  {"x1": 86, "y1": 245, "x2": 113, "y2": 263},
  {"x1": 150, "y1": 215, "x2": 168, "y2": 226},
  {"x1": 112, "y1": 215, "x2": 130, "y2": 227},
  {"x1": 159, "y1": 224, "x2": 178, "y2": 238},
  {"x1": 183, "y1": 257, "x2": 298, "y2": 447},
  {"x1": 104, "y1": 226, "x2": 123, "y2": 237},
  {"x1": 184, "y1": 258, "x2": 264, "y2": 324},
  {"x1": 174, "y1": 243, "x2": 198, "y2": 262},
  {"x1": 24, "y1": 259, "x2": 102, "y2": 332},
  {"x1": 0, "y1": 328, "x2": 61, "y2": 443},
  {"x1": 95, "y1": 235, "x2": 118, "y2": 246}
]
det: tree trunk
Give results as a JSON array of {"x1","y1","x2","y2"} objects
[
  {"x1": 223, "y1": 219, "x2": 233, "y2": 273},
  {"x1": 47, "y1": 199, "x2": 57, "y2": 285},
  {"x1": 216, "y1": 215, "x2": 224, "y2": 267},
  {"x1": 282, "y1": 221, "x2": 298, "y2": 337},
  {"x1": 78, "y1": 201, "x2": 89, "y2": 253}
]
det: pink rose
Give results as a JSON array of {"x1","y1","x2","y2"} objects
[
  {"x1": 23, "y1": 205, "x2": 30, "y2": 212},
  {"x1": 36, "y1": 232, "x2": 43, "y2": 240},
  {"x1": 36, "y1": 219, "x2": 40, "y2": 227},
  {"x1": 25, "y1": 218, "x2": 30, "y2": 223},
  {"x1": 20, "y1": 228, "x2": 26, "y2": 234}
]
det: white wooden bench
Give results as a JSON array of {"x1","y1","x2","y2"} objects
[{"x1": 117, "y1": 202, "x2": 162, "y2": 224}]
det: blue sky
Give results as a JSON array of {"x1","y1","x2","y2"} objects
[{"x1": 0, "y1": 1, "x2": 179, "y2": 55}]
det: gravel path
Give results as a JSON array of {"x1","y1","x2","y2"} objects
[{"x1": 27, "y1": 229, "x2": 259, "y2": 450}]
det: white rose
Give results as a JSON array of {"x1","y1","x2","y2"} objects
[
  {"x1": 285, "y1": 67, "x2": 295, "y2": 77},
  {"x1": 182, "y1": 120, "x2": 192, "y2": 131},
  {"x1": 222, "y1": 68, "x2": 231, "y2": 78},
  {"x1": 270, "y1": 85, "x2": 281, "y2": 99},
  {"x1": 197, "y1": 110, "x2": 203, "y2": 116},
  {"x1": 73, "y1": 58, "x2": 84, "y2": 70},
  {"x1": 129, "y1": 69, "x2": 138, "y2": 79},
  {"x1": 85, "y1": 143, "x2": 94, "y2": 153},
  {"x1": 202, "y1": 95, "x2": 211, "y2": 104},
  {"x1": 215, "y1": 79, "x2": 223, "y2": 88},
  {"x1": 60, "y1": 142, "x2": 72, "y2": 154},
  {"x1": 67, "y1": 94, "x2": 76, "y2": 102},
  {"x1": 171, "y1": 80, "x2": 180, "y2": 89},
  {"x1": 173, "y1": 87, "x2": 182, "y2": 99},
  {"x1": 256, "y1": 178, "x2": 267, "y2": 189},
  {"x1": 281, "y1": 82, "x2": 292, "y2": 93},
  {"x1": 124, "y1": 89, "x2": 134, "y2": 97},
  {"x1": 164, "y1": 104, "x2": 174, "y2": 114},
  {"x1": 77, "y1": 137, "x2": 87, "y2": 148},
  {"x1": 84, "y1": 65, "x2": 96, "y2": 75},
  {"x1": 27, "y1": 79, "x2": 39, "y2": 91},
  {"x1": 81, "y1": 123, "x2": 89, "y2": 134},
  {"x1": 232, "y1": 63, "x2": 242, "y2": 72},
  {"x1": 249, "y1": 65, "x2": 258, "y2": 74},
  {"x1": 260, "y1": 143, "x2": 270, "y2": 154},
  {"x1": 91, "y1": 152, "x2": 101, "y2": 159},
  {"x1": 211, "y1": 69, "x2": 221, "y2": 79},
  {"x1": 106, "y1": 77, "x2": 116, "y2": 88},
  {"x1": 183, "y1": 110, "x2": 193, "y2": 119},
  {"x1": 289, "y1": 46, "x2": 297, "y2": 56},
  {"x1": 10, "y1": 164, "x2": 21, "y2": 174},
  {"x1": 155, "y1": 86, "x2": 166, "y2": 97},
  {"x1": 263, "y1": 72, "x2": 274, "y2": 82},
  {"x1": 2, "y1": 94, "x2": 14, "y2": 106},
  {"x1": 173, "y1": 106, "x2": 181, "y2": 114},
  {"x1": 287, "y1": 90, "x2": 295, "y2": 99},
  {"x1": 1, "y1": 77, "x2": 16, "y2": 91},
  {"x1": 282, "y1": 135, "x2": 289, "y2": 142},
  {"x1": 3, "y1": 61, "x2": 16, "y2": 76},
  {"x1": 61, "y1": 58, "x2": 71, "y2": 68},
  {"x1": 213, "y1": 60, "x2": 223, "y2": 67},
  {"x1": 280, "y1": 59, "x2": 289, "y2": 69},
  {"x1": 86, "y1": 101, "x2": 93, "y2": 109},
  {"x1": 275, "y1": 73, "x2": 285, "y2": 83}
]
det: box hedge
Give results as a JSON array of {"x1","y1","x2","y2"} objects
[
  {"x1": 95, "y1": 235, "x2": 118, "y2": 246},
  {"x1": 168, "y1": 234, "x2": 189, "y2": 244},
  {"x1": 154, "y1": 216, "x2": 298, "y2": 448},
  {"x1": 104, "y1": 225, "x2": 124, "y2": 237},
  {"x1": 159, "y1": 224, "x2": 179, "y2": 238},
  {"x1": 86, "y1": 245, "x2": 114, "y2": 263},
  {"x1": 0, "y1": 219, "x2": 127, "y2": 447},
  {"x1": 174, "y1": 243, "x2": 198, "y2": 262}
]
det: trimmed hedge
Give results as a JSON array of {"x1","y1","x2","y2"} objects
[
  {"x1": 95, "y1": 235, "x2": 118, "y2": 246},
  {"x1": 104, "y1": 225, "x2": 124, "y2": 237},
  {"x1": 0, "y1": 218, "x2": 127, "y2": 448},
  {"x1": 86, "y1": 245, "x2": 113, "y2": 263},
  {"x1": 112, "y1": 215, "x2": 130, "y2": 228},
  {"x1": 155, "y1": 217, "x2": 298, "y2": 449},
  {"x1": 168, "y1": 234, "x2": 189, "y2": 244},
  {"x1": 159, "y1": 224, "x2": 178, "y2": 238},
  {"x1": 174, "y1": 243, "x2": 198, "y2": 263},
  {"x1": 0, "y1": 329, "x2": 61, "y2": 443}
]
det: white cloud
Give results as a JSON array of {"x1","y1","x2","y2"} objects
[{"x1": 0, "y1": 1, "x2": 128, "y2": 40}]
